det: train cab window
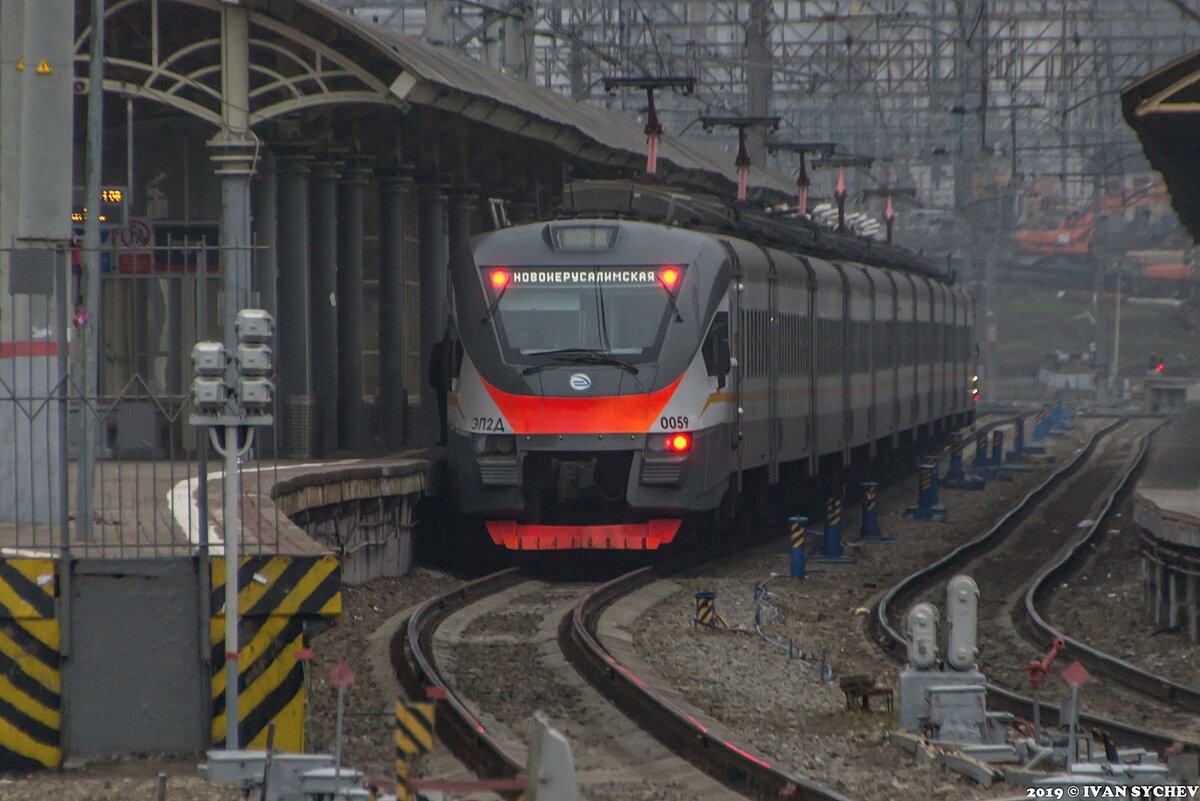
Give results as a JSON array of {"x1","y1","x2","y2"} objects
[
  {"x1": 485, "y1": 267, "x2": 673, "y2": 363},
  {"x1": 703, "y1": 312, "x2": 731, "y2": 388}
]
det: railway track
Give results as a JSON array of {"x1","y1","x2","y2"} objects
[
  {"x1": 392, "y1": 526, "x2": 876, "y2": 801},
  {"x1": 1019, "y1": 420, "x2": 1200, "y2": 719},
  {"x1": 871, "y1": 415, "x2": 1200, "y2": 755},
  {"x1": 390, "y1": 416, "x2": 1030, "y2": 800}
]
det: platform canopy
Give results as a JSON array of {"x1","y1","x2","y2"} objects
[
  {"x1": 1122, "y1": 49, "x2": 1200, "y2": 243},
  {"x1": 78, "y1": 0, "x2": 794, "y2": 203}
]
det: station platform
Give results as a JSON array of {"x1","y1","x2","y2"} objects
[
  {"x1": 0, "y1": 447, "x2": 442, "y2": 567},
  {"x1": 1131, "y1": 404, "x2": 1200, "y2": 642},
  {"x1": 1133, "y1": 404, "x2": 1200, "y2": 550}
]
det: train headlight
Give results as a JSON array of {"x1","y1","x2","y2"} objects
[
  {"x1": 664, "y1": 432, "x2": 692, "y2": 453},
  {"x1": 490, "y1": 269, "x2": 510, "y2": 291},
  {"x1": 473, "y1": 434, "x2": 516, "y2": 456}
]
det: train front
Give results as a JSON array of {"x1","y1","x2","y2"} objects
[{"x1": 447, "y1": 219, "x2": 733, "y2": 550}]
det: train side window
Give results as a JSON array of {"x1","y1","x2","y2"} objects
[{"x1": 703, "y1": 311, "x2": 731, "y2": 388}]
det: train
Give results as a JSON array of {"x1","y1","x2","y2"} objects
[{"x1": 445, "y1": 181, "x2": 977, "y2": 550}]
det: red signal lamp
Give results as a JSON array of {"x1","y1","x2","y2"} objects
[
  {"x1": 490, "y1": 269, "x2": 511, "y2": 290},
  {"x1": 664, "y1": 432, "x2": 692, "y2": 453},
  {"x1": 1155, "y1": 361, "x2": 1165, "y2": 373},
  {"x1": 658, "y1": 266, "x2": 681, "y2": 290}
]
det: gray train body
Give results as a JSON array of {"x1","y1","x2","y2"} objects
[{"x1": 445, "y1": 189, "x2": 975, "y2": 550}]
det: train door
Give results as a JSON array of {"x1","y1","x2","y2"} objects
[
  {"x1": 833, "y1": 264, "x2": 852, "y2": 466},
  {"x1": 719, "y1": 239, "x2": 744, "y2": 494},
  {"x1": 864, "y1": 268, "x2": 878, "y2": 457},
  {"x1": 761, "y1": 246, "x2": 781, "y2": 485},
  {"x1": 801, "y1": 257, "x2": 818, "y2": 476}
]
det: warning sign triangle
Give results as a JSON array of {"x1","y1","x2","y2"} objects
[{"x1": 35, "y1": 59, "x2": 52, "y2": 75}]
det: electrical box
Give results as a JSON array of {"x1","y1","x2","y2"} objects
[
  {"x1": 192, "y1": 377, "x2": 226, "y2": 411},
  {"x1": 237, "y1": 344, "x2": 272, "y2": 377},
  {"x1": 191, "y1": 342, "x2": 227, "y2": 377},
  {"x1": 235, "y1": 309, "x2": 274, "y2": 344},
  {"x1": 238, "y1": 378, "x2": 273, "y2": 411}
]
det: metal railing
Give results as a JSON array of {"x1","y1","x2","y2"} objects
[{"x1": 0, "y1": 240, "x2": 287, "y2": 558}]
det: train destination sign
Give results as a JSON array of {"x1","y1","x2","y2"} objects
[{"x1": 497, "y1": 267, "x2": 683, "y2": 287}]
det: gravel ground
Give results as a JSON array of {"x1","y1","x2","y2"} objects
[
  {"x1": 11, "y1": 416, "x2": 1181, "y2": 801},
  {"x1": 1047, "y1": 494, "x2": 1199, "y2": 687},
  {"x1": 626, "y1": 424, "x2": 1095, "y2": 801}
]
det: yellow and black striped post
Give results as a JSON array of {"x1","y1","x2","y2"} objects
[
  {"x1": 394, "y1": 699, "x2": 435, "y2": 801},
  {"x1": 812, "y1": 493, "x2": 854, "y2": 563},
  {"x1": 973, "y1": 430, "x2": 989, "y2": 468},
  {"x1": 0, "y1": 559, "x2": 60, "y2": 771},
  {"x1": 788, "y1": 516, "x2": 809, "y2": 578},
  {"x1": 210, "y1": 555, "x2": 341, "y2": 751},
  {"x1": 693, "y1": 591, "x2": 717, "y2": 628},
  {"x1": 857, "y1": 482, "x2": 893, "y2": 542}
]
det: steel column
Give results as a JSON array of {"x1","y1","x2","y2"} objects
[
  {"x1": 337, "y1": 165, "x2": 368, "y2": 450},
  {"x1": 415, "y1": 186, "x2": 448, "y2": 446},
  {"x1": 210, "y1": 0, "x2": 256, "y2": 753},
  {"x1": 276, "y1": 157, "x2": 313, "y2": 429},
  {"x1": 252, "y1": 154, "x2": 278, "y2": 318},
  {"x1": 309, "y1": 160, "x2": 340, "y2": 455},
  {"x1": 377, "y1": 170, "x2": 411, "y2": 447}
]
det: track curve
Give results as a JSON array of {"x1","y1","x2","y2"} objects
[{"x1": 871, "y1": 416, "x2": 1199, "y2": 754}]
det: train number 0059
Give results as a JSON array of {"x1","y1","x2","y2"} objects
[
  {"x1": 659, "y1": 416, "x2": 689, "y2": 430},
  {"x1": 471, "y1": 417, "x2": 506, "y2": 432}
]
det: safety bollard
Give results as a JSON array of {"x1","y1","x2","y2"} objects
[
  {"x1": 972, "y1": 430, "x2": 990, "y2": 470},
  {"x1": 789, "y1": 516, "x2": 809, "y2": 579},
  {"x1": 905, "y1": 460, "x2": 948, "y2": 521},
  {"x1": 1014, "y1": 413, "x2": 1045, "y2": 455},
  {"x1": 694, "y1": 591, "x2": 717, "y2": 628},
  {"x1": 1032, "y1": 406, "x2": 1050, "y2": 441},
  {"x1": 1050, "y1": 399, "x2": 1071, "y2": 433},
  {"x1": 856, "y1": 481, "x2": 896, "y2": 541},
  {"x1": 943, "y1": 435, "x2": 985, "y2": 491},
  {"x1": 812, "y1": 494, "x2": 855, "y2": 563},
  {"x1": 985, "y1": 429, "x2": 1015, "y2": 481},
  {"x1": 944, "y1": 436, "x2": 967, "y2": 482}
]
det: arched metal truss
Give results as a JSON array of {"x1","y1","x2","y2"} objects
[{"x1": 74, "y1": 0, "x2": 400, "y2": 127}]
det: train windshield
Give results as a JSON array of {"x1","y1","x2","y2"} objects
[{"x1": 485, "y1": 267, "x2": 676, "y2": 362}]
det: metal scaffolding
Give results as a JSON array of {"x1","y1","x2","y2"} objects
[{"x1": 324, "y1": 1, "x2": 1200, "y2": 210}]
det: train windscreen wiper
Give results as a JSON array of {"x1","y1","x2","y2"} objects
[{"x1": 521, "y1": 349, "x2": 639, "y2": 376}]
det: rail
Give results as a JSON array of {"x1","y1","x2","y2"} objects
[{"x1": 871, "y1": 416, "x2": 1199, "y2": 753}]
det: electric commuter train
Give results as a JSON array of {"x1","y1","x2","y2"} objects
[{"x1": 445, "y1": 181, "x2": 976, "y2": 550}]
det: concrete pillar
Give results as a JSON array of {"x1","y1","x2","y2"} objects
[
  {"x1": 378, "y1": 170, "x2": 412, "y2": 447},
  {"x1": 252, "y1": 153, "x2": 278, "y2": 317},
  {"x1": 1188, "y1": 574, "x2": 1199, "y2": 644},
  {"x1": 1155, "y1": 561, "x2": 1169, "y2": 629},
  {"x1": 309, "y1": 160, "x2": 339, "y2": 454},
  {"x1": 276, "y1": 157, "x2": 313, "y2": 454},
  {"x1": 1168, "y1": 569, "x2": 1183, "y2": 632},
  {"x1": 337, "y1": 164, "x2": 369, "y2": 450},
  {"x1": 415, "y1": 185, "x2": 448, "y2": 446},
  {"x1": 1143, "y1": 558, "x2": 1155, "y2": 617}
]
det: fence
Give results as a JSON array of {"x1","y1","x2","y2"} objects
[{"x1": 0, "y1": 239, "x2": 289, "y2": 558}]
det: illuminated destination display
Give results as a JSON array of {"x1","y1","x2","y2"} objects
[{"x1": 508, "y1": 269, "x2": 659, "y2": 285}]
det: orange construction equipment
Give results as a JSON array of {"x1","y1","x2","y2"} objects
[{"x1": 1014, "y1": 212, "x2": 1093, "y2": 256}]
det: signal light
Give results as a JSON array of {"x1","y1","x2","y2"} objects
[
  {"x1": 490, "y1": 269, "x2": 510, "y2": 290},
  {"x1": 658, "y1": 266, "x2": 681, "y2": 290},
  {"x1": 664, "y1": 432, "x2": 692, "y2": 453},
  {"x1": 1155, "y1": 361, "x2": 1165, "y2": 373}
]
